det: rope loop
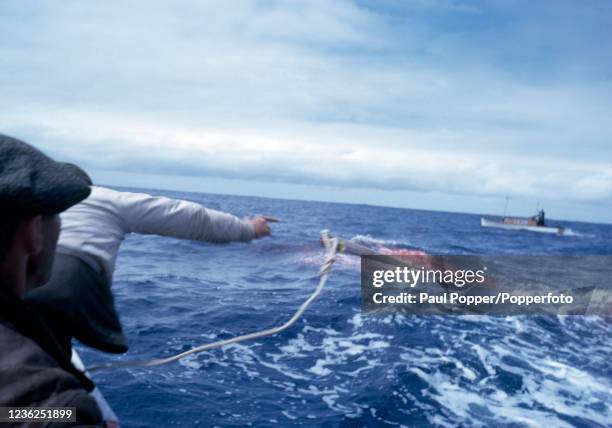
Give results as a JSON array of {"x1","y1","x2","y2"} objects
[{"x1": 89, "y1": 230, "x2": 339, "y2": 372}]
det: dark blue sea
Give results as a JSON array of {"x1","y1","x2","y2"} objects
[{"x1": 79, "y1": 188, "x2": 612, "y2": 428}]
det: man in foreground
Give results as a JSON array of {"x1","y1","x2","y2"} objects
[
  {"x1": 0, "y1": 135, "x2": 104, "y2": 425},
  {"x1": 26, "y1": 164, "x2": 275, "y2": 355}
]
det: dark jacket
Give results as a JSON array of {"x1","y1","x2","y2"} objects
[{"x1": 0, "y1": 290, "x2": 103, "y2": 427}]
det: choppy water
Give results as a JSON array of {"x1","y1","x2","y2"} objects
[{"x1": 79, "y1": 188, "x2": 612, "y2": 428}]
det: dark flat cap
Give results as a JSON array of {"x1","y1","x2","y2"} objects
[{"x1": 0, "y1": 134, "x2": 91, "y2": 217}]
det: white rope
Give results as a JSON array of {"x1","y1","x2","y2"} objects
[{"x1": 88, "y1": 230, "x2": 339, "y2": 372}]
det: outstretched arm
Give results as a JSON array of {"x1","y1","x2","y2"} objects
[{"x1": 116, "y1": 191, "x2": 269, "y2": 243}]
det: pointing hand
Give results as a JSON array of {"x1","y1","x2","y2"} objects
[{"x1": 247, "y1": 216, "x2": 278, "y2": 238}]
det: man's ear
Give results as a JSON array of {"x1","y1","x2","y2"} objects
[{"x1": 20, "y1": 215, "x2": 44, "y2": 256}]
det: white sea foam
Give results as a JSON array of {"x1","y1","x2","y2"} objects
[
  {"x1": 560, "y1": 228, "x2": 582, "y2": 237},
  {"x1": 169, "y1": 286, "x2": 609, "y2": 427},
  {"x1": 395, "y1": 315, "x2": 611, "y2": 427},
  {"x1": 350, "y1": 234, "x2": 414, "y2": 248}
]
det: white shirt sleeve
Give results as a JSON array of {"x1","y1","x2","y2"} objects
[{"x1": 115, "y1": 191, "x2": 255, "y2": 243}]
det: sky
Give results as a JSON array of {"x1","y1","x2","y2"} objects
[{"x1": 1, "y1": 0, "x2": 611, "y2": 223}]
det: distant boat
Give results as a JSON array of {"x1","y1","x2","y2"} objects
[{"x1": 481, "y1": 216, "x2": 565, "y2": 235}]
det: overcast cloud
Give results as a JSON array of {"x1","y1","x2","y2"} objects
[{"x1": 1, "y1": 0, "x2": 611, "y2": 222}]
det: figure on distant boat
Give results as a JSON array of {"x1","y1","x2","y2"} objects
[
  {"x1": 537, "y1": 209, "x2": 545, "y2": 226},
  {"x1": 531, "y1": 209, "x2": 545, "y2": 226}
]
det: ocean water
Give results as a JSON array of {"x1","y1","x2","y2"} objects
[{"x1": 79, "y1": 188, "x2": 612, "y2": 428}]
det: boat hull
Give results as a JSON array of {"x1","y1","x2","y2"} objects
[
  {"x1": 72, "y1": 351, "x2": 119, "y2": 427},
  {"x1": 481, "y1": 217, "x2": 564, "y2": 235}
]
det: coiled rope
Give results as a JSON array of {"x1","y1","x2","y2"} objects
[{"x1": 88, "y1": 230, "x2": 339, "y2": 372}]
